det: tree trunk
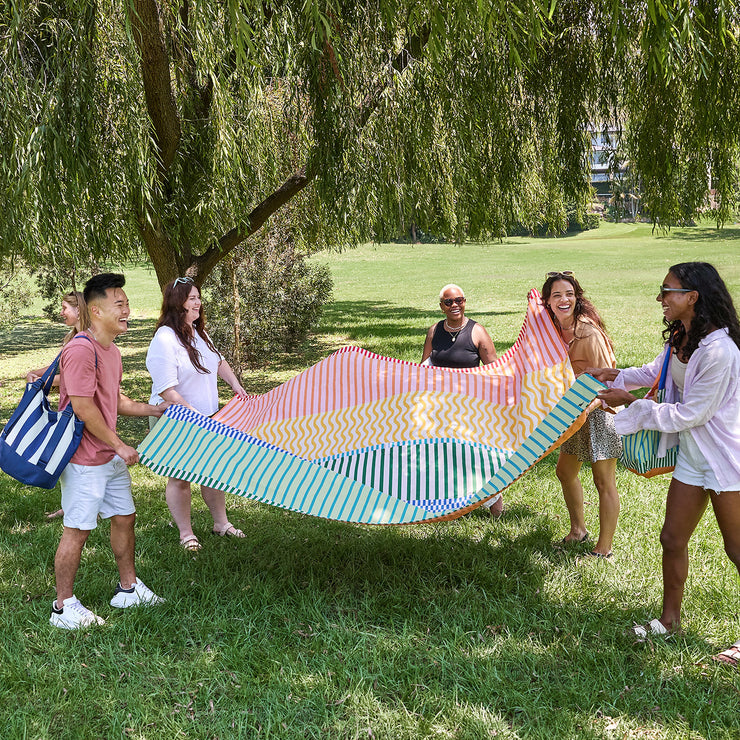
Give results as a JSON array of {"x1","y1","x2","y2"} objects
[
  {"x1": 130, "y1": 8, "x2": 430, "y2": 290},
  {"x1": 136, "y1": 214, "x2": 187, "y2": 288},
  {"x1": 230, "y1": 259, "x2": 242, "y2": 371}
]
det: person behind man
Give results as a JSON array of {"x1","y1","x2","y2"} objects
[
  {"x1": 25, "y1": 290, "x2": 88, "y2": 520},
  {"x1": 50, "y1": 273, "x2": 168, "y2": 629},
  {"x1": 421, "y1": 284, "x2": 503, "y2": 517}
]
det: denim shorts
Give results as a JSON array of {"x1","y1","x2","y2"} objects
[{"x1": 60, "y1": 455, "x2": 135, "y2": 530}]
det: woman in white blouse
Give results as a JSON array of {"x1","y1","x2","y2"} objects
[
  {"x1": 146, "y1": 277, "x2": 248, "y2": 551},
  {"x1": 596, "y1": 262, "x2": 740, "y2": 665}
]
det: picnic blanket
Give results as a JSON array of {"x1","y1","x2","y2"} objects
[{"x1": 137, "y1": 290, "x2": 605, "y2": 524}]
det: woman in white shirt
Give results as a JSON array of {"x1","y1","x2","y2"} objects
[
  {"x1": 595, "y1": 262, "x2": 740, "y2": 666},
  {"x1": 147, "y1": 277, "x2": 248, "y2": 551}
]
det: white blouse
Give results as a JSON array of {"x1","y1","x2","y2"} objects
[{"x1": 146, "y1": 326, "x2": 222, "y2": 416}]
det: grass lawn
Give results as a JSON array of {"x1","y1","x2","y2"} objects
[{"x1": 1, "y1": 222, "x2": 739, "y2": 739}]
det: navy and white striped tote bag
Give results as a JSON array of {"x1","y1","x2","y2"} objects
[{"x1": 0, "y1": 354, "x2": 84, "y2": 489}]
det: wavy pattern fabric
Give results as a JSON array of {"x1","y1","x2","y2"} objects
[
  {"x1": 137, "y1": 290, "x2": 606, "y2": 523},
  {"x1": 138, "y1": 375, "x2": 602, "y2": 524}
]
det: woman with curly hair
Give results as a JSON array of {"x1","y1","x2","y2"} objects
[
  {"x1": 146, "y1": 277, "x2": 248, "y2": 551},
  {"x1": 596, "y1": 263, "x2": 740, "y2": 664},
  {"x1": 542, "y1": 271, "x2": 621, "y2": 558}
]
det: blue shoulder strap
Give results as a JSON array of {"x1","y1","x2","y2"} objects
[
  {"x1": 40, "y1": 354, "x2": 62, "y2": 395},
  {"x1": 657, "y1": 343, "x2": 672, "y2": 391},
  {"x1": 55, "y1": 334, "x2": 98, "y2": 387},
  {"x1": 76, "y1": 333, "x2": 99, "y2": 368}
]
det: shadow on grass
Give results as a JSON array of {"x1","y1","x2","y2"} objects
[
  {"x1": 0, "y1": 320, "x2": 67, "y2": 359},
  {"x1": 151, "y1": 505, "x2": 740, "y2": 736},
  {"x1": 0, "y1": 318, "x2": 157, "y2": 362},
  {"x1": 4, "y1": 488, "x2": 734, "y2": 738},
  {"x1": 655, "y1": 226, "x2": 740, "y2": 242}
]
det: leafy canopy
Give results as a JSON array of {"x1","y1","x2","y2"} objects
[{"x1": 0, "y1": 0, "x2": 738, "y2": 284}]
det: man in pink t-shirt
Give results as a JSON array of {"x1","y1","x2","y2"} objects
[{"x1": 50, "y1": 273, "x2": 168, "y2": 630}]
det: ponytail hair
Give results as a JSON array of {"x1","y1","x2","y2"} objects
[{"x1": 61, "y1": 291, "x2": 88, "y2": 345}]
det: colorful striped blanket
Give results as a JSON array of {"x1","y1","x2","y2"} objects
[{"x1": 137, "y1": 290, "x2": 604, "y2": 524}]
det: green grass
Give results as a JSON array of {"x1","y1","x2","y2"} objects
[{"x1": 1, "y1": 222, "x2": 740, "y2": 739}]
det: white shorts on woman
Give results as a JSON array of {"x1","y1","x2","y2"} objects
[{"x1": 673, "y1": 430, "x2": 740, "y2": 492}]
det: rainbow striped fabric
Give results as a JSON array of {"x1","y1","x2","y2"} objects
[{"x1": 137, "y1": 290, "x2": 605, "y2": 524}]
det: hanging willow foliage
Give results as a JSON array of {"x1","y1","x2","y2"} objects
[{"x1": 1, "y1": 0, "x2": 738, "y2": 286}]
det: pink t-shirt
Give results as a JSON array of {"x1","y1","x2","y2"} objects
[{"x1": 59, "y1": 333, "x2": 123, "y2": 466}]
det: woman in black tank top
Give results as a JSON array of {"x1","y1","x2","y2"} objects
[
  {"x1": 420, "y1": 284, "x2": 501, "y2": 517},
  {"x1": 421, "y1": 284, "x2": 497, "y2": 368}
]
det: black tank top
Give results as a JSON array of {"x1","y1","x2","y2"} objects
[{"x1": 429, "y1": 320, "x2": 481, "y2": 368}]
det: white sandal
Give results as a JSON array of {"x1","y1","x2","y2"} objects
[
  {"x1": 212, "y1": 523, "x2": 245, "y2": 538},
  {"x1": 712, "y1": 639, "x2": 740, "y2": 667},
  {"x1": 633, "y1": 618, "x2": 669, "y2": 638},
  {"x1": 180, "y1": 534, "x2": 202, "y2": 551}
]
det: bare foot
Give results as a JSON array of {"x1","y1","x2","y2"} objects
[
  {"x1": 488, "y1": 496, "x2": 504, "y2": 519},
  {"x1": 46, "y1": 509, "x2": 64, "y2": 520}
]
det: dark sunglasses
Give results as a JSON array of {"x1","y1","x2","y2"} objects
[
  {"x1": 545, "y1": 270, "x2": 574, "y2": 279},
  {"x1": 658, "y1": 287, "x2": 694, "y2": 299},
  {"x1": 442, "y1": 297, "x2": 466, "y2": 306}
]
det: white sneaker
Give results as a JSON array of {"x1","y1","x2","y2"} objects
[
  {"x1": 110, "y1": 578, "x2": 164, "y2": 608},
  {"x1": 50, "y1": 596, "x2": 105, "y2": 629}
]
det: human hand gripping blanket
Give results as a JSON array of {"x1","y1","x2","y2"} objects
[{"x1": 136, "y1": 290, "x2": 605, "y2": 524}]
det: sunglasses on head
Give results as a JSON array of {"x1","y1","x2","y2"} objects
[
  {"x1": 174, "y1": 276, "x2": 195, "y2": 286},
  {"x1": 442, "y1": 297, "x2": 466, "y2": 306},
  {"x1": 545, "y1": 270, "x2": 574, "y2": 279}
]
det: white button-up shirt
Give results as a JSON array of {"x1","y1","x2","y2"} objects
[{"x1": 611, "y1": 328, "x2": 740, "y2": 490}]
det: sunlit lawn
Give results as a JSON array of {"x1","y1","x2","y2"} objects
[{"x1": 1, "y1": 221, "x2": 739, "y2": 739}]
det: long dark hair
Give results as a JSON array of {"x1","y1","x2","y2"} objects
[
  {"x1": 541, "y1": 272, "x2": 612, "y2": 346},
  {"x1": 156, "y1": 278, "x2": 218, "y2": 374},
  {"x1": 663, "y1": 262, "x2": 740, "y2": 361}
]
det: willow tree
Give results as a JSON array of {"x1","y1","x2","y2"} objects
[{"x1": 1, "y1": 0, "x2": 738, "y2": 288}]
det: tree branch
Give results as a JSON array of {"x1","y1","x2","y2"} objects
[
  {"x1": 176, "y1": 0, "x2": 213, "y2": 118},
  {"x1": 194, "y1": 24, "x2": 432, "y2": 280}
]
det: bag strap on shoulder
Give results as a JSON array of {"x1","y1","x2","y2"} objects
[
  {"x1": 76, "y1": 333, "x2": 99, "y2": 369},
  {"x1": 40, "y1": 354, "x2": 62, "y2": 396},
  {"x1": 657, "y1": 343, "x2": 672, "y2": 391}
]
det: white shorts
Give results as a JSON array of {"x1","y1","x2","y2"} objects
[
  {"x1": 673, "y1": 432, "x2": 740, "y2": 492},
  {"x1": 60, "y1": 455, "x2": 135, "y2": 530}
]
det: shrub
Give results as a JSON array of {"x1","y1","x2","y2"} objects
[
  {"x1": 0, "y1": 271, "x2": 31, "y2": 328},
  {"x1": 205, "y1": 238, "x2": 333, "y2": 371},
  {"x1": 565, "y1": 201, "x2": 601, "y2": 232},
  {"x1": 32, "y1": 259, "x2": 98, "y2": 320}
]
